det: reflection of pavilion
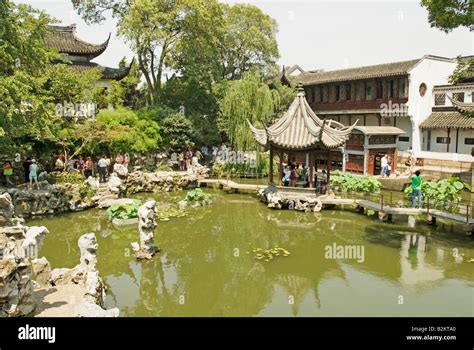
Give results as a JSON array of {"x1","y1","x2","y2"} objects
[{"x1": 249, "y1": 84, "x2": 356, "y2": 192}]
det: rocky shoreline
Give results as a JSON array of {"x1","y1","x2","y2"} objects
[
  {"x1": 0, "y1": 167, "x2": 203, "y2": 219},
  {"x1": 0, "y1": 166, "x2": 208, "y2": 317}
]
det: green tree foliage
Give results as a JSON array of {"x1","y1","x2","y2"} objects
[
  {"x1": 116, "y1": 57, "x2": 144, "y2": 109},
  {"x1": 73, "y1": 0, "x2": 280, "y2": 108},
  {"x1": 420, "y1": 0, "x2": 473, "y2": 32},
  {"x1": 449, "y1": 56, "x2": 474, "y2": 85},
  {"x1": 93, "y1": 108, "x2": 161, "y2": 154},
  {"x1": 161, "y1": 112, "x2": 194, "y2": 153},
  {"x1": 217, "y1": 70, "x2": 281, "y2": 150},
  {"x1": 0, "y1": 1, "x2": 59, "y2": 151},
  {"x1": 220, "y1": 3, "x2": 279, "y2": 79},
  {"x1": 59, "y1": 108, "x2": 161, "y2": 156}
]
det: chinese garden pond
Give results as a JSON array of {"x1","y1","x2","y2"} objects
[{"x1": 29, "y1": 189, "x2": 474, "y2": 317}]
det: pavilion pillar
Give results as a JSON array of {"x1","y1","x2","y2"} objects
[
  {"x1": 327, "y1": 150, "x2": 331, "y2": 184},
  {"x1": 269, "y1": 146, "x2": 274, "y2": 184},
  {"x1": 309, "y1": 151, "x2": 314, "y2": 188},
  {"x1": 278, "y1": 150, "x2": 283, "y2": 186}
]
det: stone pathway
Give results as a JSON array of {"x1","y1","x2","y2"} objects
[{"x1": 33, "y1": 284, "x2": 85, "y2": 317}]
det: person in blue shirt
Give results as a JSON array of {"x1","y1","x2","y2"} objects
[{"x1": 28, "y1": 159, "x2": 40, "y2": 190}]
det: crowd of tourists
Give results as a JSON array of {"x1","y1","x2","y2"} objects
[
  {"x1": 177, "y1": 147, "x2": 207, "y2": 171},
  {"x1": 281, "y1": 161, "x2": 328, "y2": 193},
  {"x1": 53, "y1": 153, "x2": 130, "y2": 183},
  {"x1": 0, "y1": 153, "x2": 133, "y2": 190}
]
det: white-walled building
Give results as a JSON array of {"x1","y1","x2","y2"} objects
[
  {"x1": 420, "y1": 82, "x2": 474, "y2": 155},
  {"x1": 297, "y1": 55, "x2": 457, "y2": 156}
]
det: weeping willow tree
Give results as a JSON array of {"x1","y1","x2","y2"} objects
[{"x1": 217, "y1": 69, "x2": 281, "y2": 150}]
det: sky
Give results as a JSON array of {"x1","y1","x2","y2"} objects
[{"x1": 16, "y1": 0, "x2": 473, "y2": 72}]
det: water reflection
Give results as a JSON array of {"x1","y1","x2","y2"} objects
[{"x1": 32, "y1": 190, "x2": 474, "y2": 317}]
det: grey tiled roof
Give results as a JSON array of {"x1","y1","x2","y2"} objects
[
  {"x1": 420, "y1": 111, "x2": 474, "y2": 129},
  {"x1": 46, "y1": 25, "x2": 110, "y2": 59},
  {"x1": 299, "y1": 59, "x2": 421, "y2": 85},
  {"x1": 248, "y1": 86, "x2": 357, "y2": 150}
]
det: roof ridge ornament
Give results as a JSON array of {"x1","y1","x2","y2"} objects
[{"x1": 297, "y1": 83, "x2": 305, "y2": 96}]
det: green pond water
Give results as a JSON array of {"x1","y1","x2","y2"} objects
[{"x1": 29, "y1": 189, "x2": 474, "y2": 317}]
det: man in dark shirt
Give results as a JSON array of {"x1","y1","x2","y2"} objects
[{"x1": 22, "y1": 157, "x2": 31, "y2": 184}]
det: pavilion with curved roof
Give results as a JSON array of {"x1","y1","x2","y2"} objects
[{"x1": 249, "y1": 84, "x2": 358, "y2": 188}]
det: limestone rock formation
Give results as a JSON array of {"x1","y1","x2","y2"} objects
[
  {"x1": 31, "y1": 257, "x2": 51, "y2": 287},
  {"x1": 74, "y1": 302, "x2": 119, "y2": 317},
  {"x1": 49, "y1": 232, "x2": 118, "y2": 316},
  {"x1": 132, "y1": 201, "x2": 160, "y2": 260},
  {"x1": 125, "y1": 171, "x2": 198, "y2": 194},
  {"x1": 0, "y1": 193, "x2": 14, "y2": 225},
  {"x1": 108, "y1": 173, "x2": 124, "y2": 195},
  {"x1": 0, "y1": 259, "x2": 35, "y2": 317},
  {"x1": 113, "y1": 163, "x2": 129, "y2": 179}
]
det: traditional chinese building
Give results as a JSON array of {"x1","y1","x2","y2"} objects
[
  {"x1": 45, "y1": 24, "x2": 132, "y2": 87},
  {"x1": 295, "y1": 55, "x2": 456, "y2": 155},
  {"x1": 249, "y1": 84, "x2": 357, "y2": 187},
  {"x1": 420, "y1": 77, "x2": 474, "y2": 155}
]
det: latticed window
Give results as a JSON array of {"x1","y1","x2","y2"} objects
[
  {"x1": 434, "y1": 93, "x2": 446, "y2": 106},
  {"x1": 452, "y1": 92, "x2": 465, "y2": 102}
]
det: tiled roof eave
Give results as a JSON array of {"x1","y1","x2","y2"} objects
[
  {"x1": 420, "y1": 111, "x2": 474, "y2": 129},
  {"x1": 301, "y1": 72, "x2": 409, "y2": 86}
]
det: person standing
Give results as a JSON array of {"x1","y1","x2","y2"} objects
[
  {"x1": 22, "y1": 157, "x2": 32, "y2": 184},
  {"x1": 185, "y1": 148, "x2": 193, "y2": 170},
  {"x1": 3, "y1": 161, "x2": 13, "y2": 187},
  {"x1": 84, "y1": 156, "x2": 94, "y2": 179},
  {"x1": 76, "y1": 155, "x2": 85, "y2": 176},
  {"x1": 380, "y1": 154, "x2": 388, "y2": 178},
  {"x1": 98, "y1": 156, "x2": 108, "y2": 183},
  {"x1": 28, "y1": 159, "x2": 40, "y2": 190},
  {"x1": 282, "y1": 165, "x2": 291, "y2": 186},
  {"x1": 289, "y1": 165, "x2": 297, "y2": 187},
  {"x1": 55, "y1": 155, "x2": 64, "y2": 172},
  {"x1": 386, "y1": 156, "x2": 392, "y2": 178},
  {"x1": 411, "y1": 170, "x2": 422, "y2": 209},
  {"x1": 115, "y1": 153, "x2": 124, "y2": 165},
  {"x1": 178, "y1": 153, "x2": 185, "y2": 171}
]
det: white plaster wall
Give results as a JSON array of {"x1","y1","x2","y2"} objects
[
  {"x1": 456, "y1": 129, "x2": 474, "y2": 155},
  {"x1": 428, "y1": 129, "x2": 454, "y2": 153},
  {"x1": 396, "y1": 117, "x2": 412, "y2": 150},
  {"x1": 407, "y1": 57, "x2": 456, "y2": 154}
]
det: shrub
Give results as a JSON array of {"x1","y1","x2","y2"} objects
[
  {"x1": 404, "y1": 177, "x2": 470, "y2": 210},
  {"x1": 50, "y1": 171, "x2": 84, "y2": 184},
  {"x1": 330, "y1": 171, "x2": 381, "y2": 193}
]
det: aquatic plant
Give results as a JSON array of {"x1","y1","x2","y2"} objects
[
  {"x1": 185, "y1": 188, "x2": 211, "y2": 203},
  {"x1": 157, "y1": 207, "x2": 188, "y2": 221},
  {"x1": 249, "y1": 246, "x2": 290, "y2": 262},
  {"x1": 107, "y1": 200, "x2": 142, "y2": 220},
  {"x1": 330, "y1": 171, "x2": 381, "y2": 193},
  {"x1": 404, "y1": 177, "x2": 471, "y2": 211}
]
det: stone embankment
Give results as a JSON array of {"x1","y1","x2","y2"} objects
[
  {"x1": 0, "y1": 193, "x2": 118, "y2": 317},
  {"x1": 0, "y1": 164, "x2": 207, "y2": 219}
]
